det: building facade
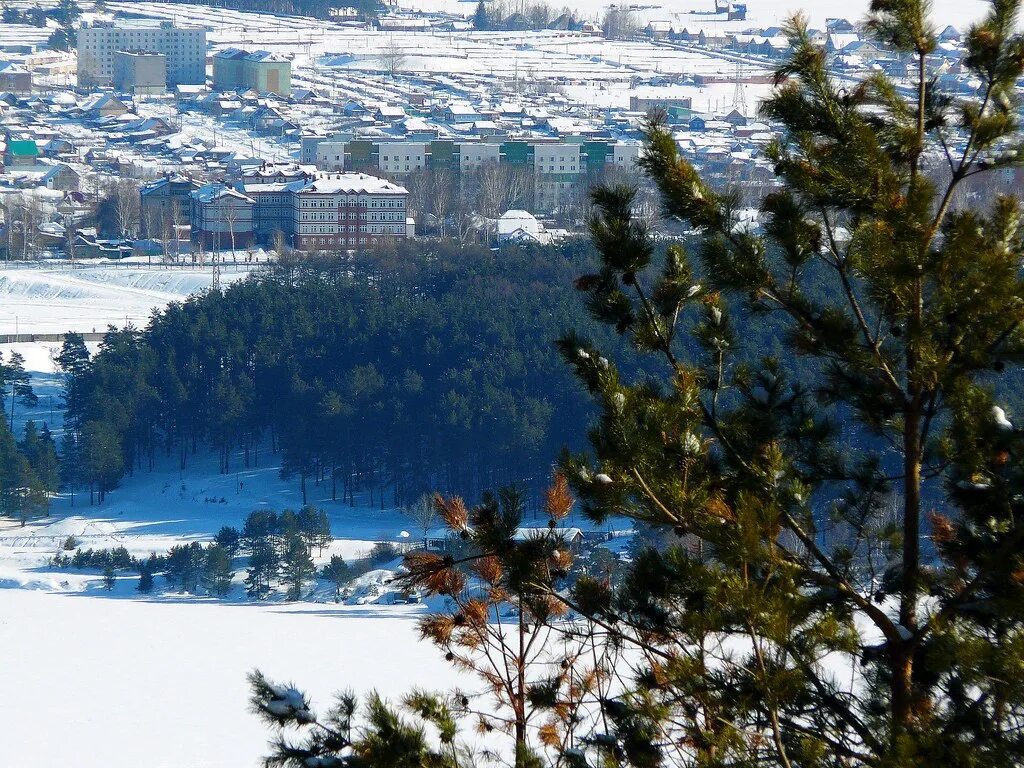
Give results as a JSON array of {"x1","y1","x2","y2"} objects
[
  {"x1": 237, "y1": 164, "x2": 317, "y2": 240},
  {"x1": 113, "y1": 50, "x2": 167, "y2": 95},
  {"x1": 77, "y1": 21, "x2": 206, "y2": 88},
  {"x1": 212, "y1": 49, "x2": 291, "y2": 97},
  {"x1": 190, "y1": 184, "x2": 256, "y2": 250},
  {"x1": 0, "y1": 61, "x2": 31, "y2": 93},
  {"x1": 140, "y1": 174, "x2": 200, "y2": 237},
  {"x1": 303, "y1": 136, "x2": 640, "y2": 213},
  {"x1": 289, "y1": 173, "x2": 409, "y2": 250}
]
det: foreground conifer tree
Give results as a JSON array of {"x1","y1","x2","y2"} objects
[
  {"x1": 253, "y1": 2, "x2": 1024, "y2": 765},
  {"x1": 557, "y1": 0, "x2": 1024, "y2": 764}
]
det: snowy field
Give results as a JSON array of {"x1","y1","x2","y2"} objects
[
  {"x1": 0, "y1": 590, "x2": 457, "y2": 768},
  {"x1": 0, "y1": 264, "x2": 445, "y2": 767},
  {"x1": 0, "y1": 263, "x2": 254, "y2": 336}
]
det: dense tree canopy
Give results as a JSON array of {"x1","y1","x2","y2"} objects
[{"x1": 58, "y1": 241, "x2": 642, "y2": 506}]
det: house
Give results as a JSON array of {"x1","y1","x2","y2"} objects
[
  {"x1": 513, "y1": 527, "x2": 584, "y2": 549},
  {"x1": 496, "y1": 209, "x2": 548, "y2": 243},
  {"x1": 83, "y1": 93, "x2": 131, "y2": 119},
  {"x1": 3, "y1": 139, "x2": 39, "y2": 169},
  {"x1": 0, "y1": 62, "x2": 31, "y2": 94},
  {"x1": 442, "y1": 103, "x2": 480, "y2": 124},
  {"x1": 645, "y1": 20, "x2": 672, "y2": 40},
  {"x1": 826, "y1": 32, "x2": 861, "y2": 53},
  {"x1": 374, "y1": 104, "x2": 406, "y2": 122},
  {"x1": 721, "y1": 109, "x2": 748, "y2": 127},
  {"x1": 41, "y1": 138, "x2": 74, "y2": 157},
  {"x1": 40, "y1": 163, "x2": 79, "y2": 191}
]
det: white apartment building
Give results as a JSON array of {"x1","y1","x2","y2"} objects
[
  {"x1": 612, "y1": 142, "x2": 641, "y2": 171},
  {"x1": 377, "y1": 142, "x2": 426, "y2": 175},
  {"x1": 533, "y1": 143, "x2": 582, "y2": 213},
  {"x1": 458, "y1": 142, "x2": 500, "y2": 171},
  {"x1": 77, "y1": 21, "x2": 206, "y2": 88},
  {"x1": 315, "y1": 141, "x2": 348, "y2": 171}
]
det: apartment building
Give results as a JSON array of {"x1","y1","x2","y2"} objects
[
  {"x1": 288, "y1": 173, "x2": 409, "y2": 250},
  {"x1": 212, "y1": 48, "x2": 292, "y2": 97},
  {"x1": 113, "y1": 51, "x2": 167, "y2": 95},
  {"x1": 190, "y1": 184, "x2": 256, "y2": 250},
  {"x1": 77, "y1": 21, "x2": 206, "y2": 88},
  {"x1": 237, "y1": 164, "x2": 317, "y2": 239},
  {"x1": 533, "y1": 143, "x2": 582, "y2": 213},
  {"x1": 140, "y1": 174, "x2": 200, "y2": 237},
  {"x1": 457, "y1": 141, "x2": 500, "y2": 171}
]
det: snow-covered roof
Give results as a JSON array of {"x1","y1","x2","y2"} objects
[{"x1": 290, "y1": 172, "x2": 408, "y2": 196}]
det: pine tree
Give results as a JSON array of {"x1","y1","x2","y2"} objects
[
  {"x1": 137, "y1": 563, "x2": 154, "y2": 594},
  {"x1": 3, "y1": 352, "x2": 37, "y2": 430},
  {"x1": 102, "y1": 564, "x2": 115, "y2": 591},
  {"x1": 320, "y1": 554, "x2": 349, "y2": 602},
  {"x1": 245, "y1": 537, "x2": 279, "y2": 600},
  {"x1": 544, "y1": 2, "x2": 1024, "y2": 765},
  {"x1": 202, "y1": 544, "x2": 234, "y2": 598},
  {"x1": 214, "y1": 525, "x2": 241, "y2": 556},
  {"x1": 473, "y1": 0, "x2": 488, "y2": 30},
  {"x1": 281, "y1": 534, "x2": 314, "y2": 601},
  {"x1": 165, "y1": 542, "x2": 203, "y2": 593}
]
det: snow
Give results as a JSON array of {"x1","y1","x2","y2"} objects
[
  {"x1": 0, "y1": 590, "x2": 457, "y2": 768},
  {"x1": 993, "y1": 404, "x2": 1013, "y2": 431},
  {"x1": 0, "y1": 263, "x2": 254, "y2": 335}
]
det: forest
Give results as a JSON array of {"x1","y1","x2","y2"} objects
[{"x1": 54, "y1": 239, "x2": 643, "y2": 509}]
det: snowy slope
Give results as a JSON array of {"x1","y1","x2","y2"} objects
[{"x1": 0, "y1": 264, "x2": 254, "y2": 335}]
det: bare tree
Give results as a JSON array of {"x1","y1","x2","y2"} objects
[
  {"x1": 404, "y1": 493, "x2": 437, "y2": 550},
  {"x1": 111, "y1": 179, "x2": 140, "y2": 240},
  {"x1": 168, "y1": 199, "x2": 183, "y2": 262},
  {"x1": 428, "y1": 168, "x2": 455, "y2": 236},
  {"x1": 222, "y1": 198, "x2": 239, "y2": 262},
  {"x1": 602, "y1": 7, "x2": 638, "y2": 39},
  {"x1": 378, "y1": 37, "x2": 406, "y2": 78}
]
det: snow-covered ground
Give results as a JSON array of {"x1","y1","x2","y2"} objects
[
  {"x1": 0, "y1": 262, "x2": 254, "y2": 335},
  {"x1": 0, "y1": 590, "x2": 456, "y2": 768}
]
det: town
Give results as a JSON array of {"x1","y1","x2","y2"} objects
[{"x1": 0, "y1": 0, "x2": 989, "y2": 259}]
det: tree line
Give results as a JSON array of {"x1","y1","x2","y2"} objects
[
  {"x1": 54, "y1": 240, "x2": 638, "y2": 509},
  {"x1": 53, "y1": 506, "x2": 336, "y2": 600}
]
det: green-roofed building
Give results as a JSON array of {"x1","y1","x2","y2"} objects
[{"x1": 4, "y1": 139, "x2": 39, "y2": 168}]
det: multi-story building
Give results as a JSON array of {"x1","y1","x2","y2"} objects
[
  {"x1": 190, "y1": 184, "x2": 255, "y2": 250},
  {"x1": 0, "y1": 61, "x2": 31, "y2": 93},
  {"x1": 315, "y1": 141, "x2": 348, "y2": 171},
  {"x1": 532, "y1": 142, "x2": 581, "y2": 213},
  {"x1": 212, "y1": 48, "x2": 291, "y2": 97},
  {"x1": 237, "y1": 163, "x2": 316, "y2": 240},
  {"x1": 113, "y1": 50, "x2": 167, "y2": 95},
  {"x1": 303, "y1": 135, "x2": 640, "y2": 214},
  {"x1": 140, "y1": 174, "x2": 200, "y2": 237},
  {"x1": 457, "y1": 141, "x2": 500, "y2": 171},
  {"x1": 77, "y1": 21, "x2": 206, "y2": 88},
  {"x1": 288, "y1": 173, "x2": 409, "y2": 250},
  {"x1": 377, "y1": 142, "x2": 427, "y2": 175},
  {"x1": 629, "y1": 93, "x2": 693, "y2": 115}
]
